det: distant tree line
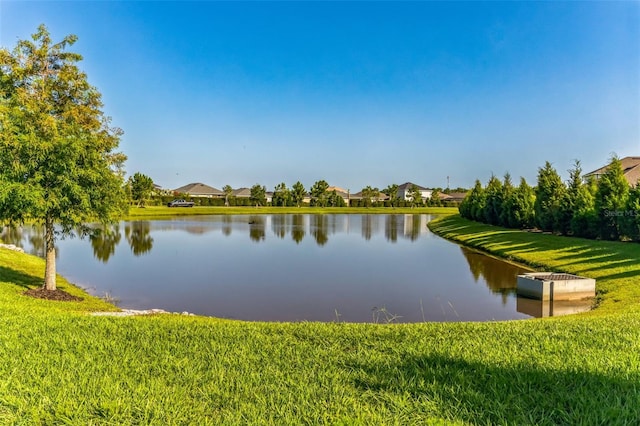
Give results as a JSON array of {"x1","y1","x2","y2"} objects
[
  {"x1": 459, "y1": 156, "x2": 640, "y2": 242},
  {"x1": 128, "y1": 177, "x2": 465, "y2": 208}
]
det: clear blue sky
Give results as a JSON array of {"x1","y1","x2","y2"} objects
[{"x1": 2, "y1": 1, "x2": 639, "y2": 191}]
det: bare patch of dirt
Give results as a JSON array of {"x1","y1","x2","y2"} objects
[{"x1": 23, "y1": 288, "x2": 83, "y2": 302}]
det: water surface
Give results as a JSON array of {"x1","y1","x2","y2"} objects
[{"x1": 4, "y1": 214, "x2": 540, "y2": 322}]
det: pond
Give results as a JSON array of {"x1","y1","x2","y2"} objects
[{"x1": 1, "y1": 214, "x2": 585, "y2": 322}]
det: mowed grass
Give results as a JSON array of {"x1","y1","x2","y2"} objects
[
  {"x1": 0, "y1": 214, "x2": 638, "y2": 424},
  {"x1": 126, "y1": 205, "x2": 458, "y2": 219},
  {"x1": 428, "y1": 215, "x2": 640, "y2": 315}
]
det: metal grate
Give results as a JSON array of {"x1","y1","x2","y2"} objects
[{"x1": 532, "y1": 273, "x2": 581, "y2": 281}]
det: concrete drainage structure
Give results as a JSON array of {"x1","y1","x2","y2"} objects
[
  {"x1": 516, "y1": 272, "x2": 596, "y2": 317},
  {"x1": 517, "y1": 272, "x2": 595, "y2": 301}
]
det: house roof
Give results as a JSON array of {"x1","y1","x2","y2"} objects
[
  {"x1": 232, "y1": 187, "x2": 251, "y2": 197},
  {"x1": 326, "y1": 186, "x2": 350, "y2": 198},
  {"x1": 327, "y1": 186, "x2": 348, "y2": 193},
  {"x1": 446, "y1": 192, "x2": 468, "y2": 201},
  {"x1": 585, "y1": 156, "x2": 640, "y2": 186},
  {"x1": 173, "y1": 182, "x2": 223, "y2": 195},
  {"x1": 397, "y1": 182, "x2": 429, "y2": 191},
  {"x1": 351, "y1": 191, "x2": 390, "y2": 200}
]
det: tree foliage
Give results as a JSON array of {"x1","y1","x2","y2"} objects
[
  {"x1": 310, "y1": 180, "x2": 329, "y2": 207},
  {"x1": 0, "y1": 25, "x2": 127, "y2": 290},
  {"x1": 560, "y1": 161, "x2": 597, "y2": 238},
  {"x1": 361, "y1": 186, "x2": 379, "y2": 207},
  {"x1": 222, "y1": 185, "x2": 233, "y2": 207},
  {"x1": 408, "y1": 184, "x2": 422, "y2": 207},
  {"x1": 483, "y1": 175, "x2": 503, "y2": 225},
  {"x1": 272, "y1": 182, "x2": 291, "y2": 207},
  {"x1": 382, "y1": 184, "x2": 399, "y2": 207},
  {"x1": 291, "y1": 181, "x2": 306, "y2": 207},
  {"x1": 534, "y1": 162, "x2": 565, "y2": 233},
  {"x1": 461, "y1": 156, "x2": 638, "y2": 243},
  {"x1": 129, "y1": 172, "x2": 154, "y2": 207},
  {"x1": 249, "y1": 184, "x2": 266, "y2": 207},
  {"x1": 459, "y1": 180, "x2": 486, "y2": 221},
  {"x1": 429, "y1": 188, "x2": 442, "y2": 207},
  {"x1": 327, "y1": 190, "x2": 346, "y2": 207},
  {"x1": 594, "y1": 155, "x2": 629, "y2": 240},
  {"x1": 623, "y1": 183, "x2": 640, "y2": 242},
  {"x1": 511, "y1": 177, "x2": 535, "y2": 229}
]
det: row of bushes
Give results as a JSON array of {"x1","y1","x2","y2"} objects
[
  {"x1": 459, "y1": 157, "x2": 640, "y2": 241},
  {"x1": 144, "y1": 195, "x2": 461, "y2": 208}
]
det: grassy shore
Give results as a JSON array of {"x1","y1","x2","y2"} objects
[
  {"x1": 125, "y1": 205, "x2": 458, "y2": 219},
  {"x1": 428, "y1": 215, "x2": 640, "y2": 315},
  {"x1": 0, "y1": 214, "x2": 638, "y2": 424}
]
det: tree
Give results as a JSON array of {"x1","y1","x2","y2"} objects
[
  {"x1": 557, "y1": 161, "x2": 581, "y2": 235},
  {"x1": 382, "y1": 184, "x2": 399, "y2": 207},
  {"x1": 249, "y1": 184, "x2": 266, "y2": 207},
  {"x1": 327, "y1": 190, "x2": 346, "y2": 207},
  {"x1": 594, "y1": 155, "x2": 629, "y2": 240},
  {"x1": 272, "y1": 182, "x2": 291, "y2": 207},
  {"x1": 498, "y1": 173, "x2": 515, "y2": 227},
  {"x1": 291, "y1": 181, "x2": 306, "y2": 207},
  {"x1": 429, "y1": 188, "x2": 442, "y2": 207},
  {"x1": 409, "y1": 184, "x2": 422, "y2": 207},
  {"x1": 558, "y1": 160, "x2": 597, "y2": 237},
  {"x1": 129, "y1": 172, "x2": 154, "y2": 207},
  {"x1": 510, "y1": 177, "x2": 536, "y2": 229},
  {"x1": 483, "y1": 175, "x2": 503, "y2": 225},
  {"x1": 310, "y1": 180, "x2": 329, "y2": 207},
  {"x1": 570, "y1": 176, "x2": 598, "y2": 239},
  {"x1": 459, "y1": 180, "x2": 485, "y2": 222},
  {"x1": 623, "y1": 182, "x2": 640, "y2": 241},
  {"x1": 361, "y1": 186, "x2": 379, "y2": 207},
  {"x1": 534, "y1": 161, "x2": 565, "y2": 232},
  {"x1": 0, "y1": 25, "x2": 127, "y2": 291},
  {"x1": 223, "y1": 185, "x2": 233, "y2": 207}
]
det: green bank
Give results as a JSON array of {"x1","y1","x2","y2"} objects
[
  {"x1": 0, "y1": 214, "x2": 638, "y2": 424},
  {"x1": 428, "y1": 214, "x2": 640, "y2": 315}
]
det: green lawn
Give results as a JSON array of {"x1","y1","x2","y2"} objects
[
  {"x1": 0, "y1": 214, "x2": 638, "y2": 424},
  {"x1": 427, "y1": 215, "x2": 640, "y2": 315}
]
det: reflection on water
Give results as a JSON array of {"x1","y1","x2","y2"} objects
[
  {"x1": 125, "y1": 222, "x2": 154, "y2": 256},
  {"x1": 1, "y1": 225, "x2": 46, "y2": 257},
  {"x1": 385, "y1": 214, "x2": 399, "y2": 242},
  {"x1": 516, "y1": 297, "x2": 593, "y2": 318},
  {"x1": 248, "y1": 216, "x2": 265, "y2": 242},
  {"x1": 460, "y1": 247, "x2": 532, "y2": 305},
  {"x1": 291, "y1": 214, "x2": 305, "y2": 244},
  {"x1": 4, "y1": 214, "x2": 580, "y2": 322},
  {"x1": 221, "y1": 215, "x2": 232, "y2": 236},
  {"x1": 90, "y1": 224, "x2": 122, "y2": 263},
  {"x1": 310, "y1": 215, "x2": 328, "y2": 246},
  {"x1": 271, "y1": 214, "x2": 286, "y2": 239}
]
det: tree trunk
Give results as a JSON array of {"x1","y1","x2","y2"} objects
[{"x1": 43, "y1": 217, "x2": 56, "y2": 290}]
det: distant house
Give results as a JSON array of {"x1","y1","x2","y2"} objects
[
  {"x1": 173, "y1": 182, "x2": 224, "y2": 198},
  {"x1": 445, "y1": 192, "x2": 468, "y2": 203},
  {"x1": 152, "y1": 183, "x2": 172, "y2": 196},
  {"x1": 584, "y1": 156, "x2": 640, "y2": 187},
  {"x1": 232, "y1": 187, "x2": 251, "y2": 198},
  {"x1": 397, "y1": 182, "x2": 432, "y2": 201},
  {"x1": 349, "y1": 189, "x2": 389, "y2": 204},
  {"x1": 327, "y1": 186, "x2": 351, "y2": 204},
  {"x1": 436, "y1": 192, "x2": 452, "y2": 202}
]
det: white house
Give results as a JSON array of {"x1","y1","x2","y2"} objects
[{"x1": 397, "y1": 182, "x2": 432, "y2": 201}]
